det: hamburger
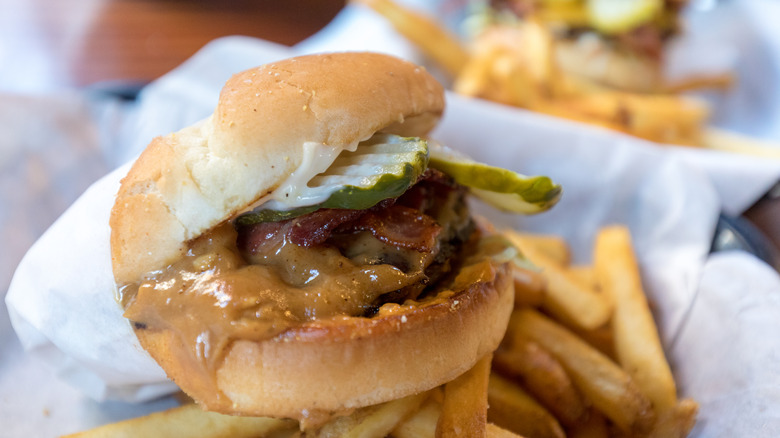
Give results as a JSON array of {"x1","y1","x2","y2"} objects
[{"x1": 109, "y1": 52, "x2": 560, "y2": 425}]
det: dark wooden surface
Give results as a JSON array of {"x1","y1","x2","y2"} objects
[{"x1": 0, "y1": 0, "x2": 345, "y2": 91}]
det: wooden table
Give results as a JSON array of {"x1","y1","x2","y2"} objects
[{"x1": 0, "y1": 0, "x2": 345, "y2": 92}]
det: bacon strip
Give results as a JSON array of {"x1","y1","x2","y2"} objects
[
  {"x1": 338, "y1": 205, "x2": 442, "y2": 253},
  {"x1": 235, "y1": 220, "x2": 289, "y2": 255},
  {"x1": 287, "y1": 209, "x2": 365, "y2": 247}
]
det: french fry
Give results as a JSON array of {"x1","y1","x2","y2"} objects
[
  {"x1": 391, "y1": 395, "x2": 529, "y2": 438},
  {"x1": 506, "y1": 232, "x2": 611, "y2": 330},
  {"x1": 62, "y1": 403, "x2": 298, "y2": 438},
  {"x1": 454, "y1": 21, "x2": 559, "y2": 105},
  {"x1": 485, "y1": 423, "x2": 529, "y2": 438},
  {"x1": 392, "y1": 397, "x2": 441, "y2": 438},
  {"x1": 506, "y1": 231, "x2": 571, "y2": 266},
  {"x1": 487, "y1": 374, "x2": 565, "y2": 438},
  {"x1": 510, "y1": 308, "x2": 656, "y2": 434},
  {"x1": 566, "y1": 265, "x2": 597, "y2": 291},
  {"x1": 565, "y1": 410, "x2": 609, "y2": 438},
  {"x1": 565, "y1": 322, "x2": 616, "y2": 361},
  {"x1": 436, "y1": 354, "x2": 492, "y2": 438},
  {"x1": 647, "y1": 399, "x2": 699, "y2": 438},
  {"x1": 352, "y1": 0, "x2": 469, "y2": 77},
  {"x1": 511, "y1": 264, "x2": 547, "y2": 307},
  {"x1": 664, "y1": 74, "x2": 734, "y2": 94},
  {"x1": 493, "y1": 337, "x2": 588, "y2": 426},
  {"x1": 317, "y1": 391, "x2": 428, "y2": 438},
  {"x1": 454, "y1": 48, "x2": 499, "y2": 98},
  {"x1": 594, "y1": 226, "x2": 677, "y2": 413},
  {"x1": 554, "y1": 92, "x2": 708, "y2": 146},
  {"x1": 703, "y1": 127, "x2": 780, "y2": 159}
]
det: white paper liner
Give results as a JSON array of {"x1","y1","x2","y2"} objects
[{"x1": 6, "y1": 163, "x2": 178, "y2": 402}]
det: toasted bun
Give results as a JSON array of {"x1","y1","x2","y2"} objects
[
  {"x1": 110, "y1": 52, "x2": 444, "y2": 285},
  {"x1": 135, "y1": 257, "x2": 513, "y2": 420}
]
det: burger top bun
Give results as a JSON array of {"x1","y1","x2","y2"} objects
[{"x1": 110, "y1": 52, "x2": 445, "y2": 285}]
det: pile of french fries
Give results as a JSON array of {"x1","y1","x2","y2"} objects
[
  {"x1": 353, "y1": 0, "x2": 780, "y2": 158},
  {"x1": 65, "y1": 225, "x2": 696, "y2": 438},
  {"x1": 452, "y1": 21, "x2": 710, "y2": 146},
  {"x1": 495, "y1": 226, "x2": 697, "y2": 437}
]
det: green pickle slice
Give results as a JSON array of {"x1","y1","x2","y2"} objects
[
  {"x1": 429, "y1": 143, "x2": 561, "y2": 214},
  {"x1": 236, "y1": 134, "x2": 429, "y2": 225},
  {"x1": 236, "y1": 134, "x2": 560, "y2": 226}
]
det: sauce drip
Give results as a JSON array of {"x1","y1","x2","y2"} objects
[{"x1": 122, "y1": 222, "x2": 429, "y2": 371}]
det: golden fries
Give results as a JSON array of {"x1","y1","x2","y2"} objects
[
  {"x1": 565, "y1": 410, "x2": 609, "y2": 438},
  {"x1": 393, "y1": 397, "x2": 527, "y2": 438},
  {"x1": 507, "y1": 232, "x2": 571, "y2": 266},
  {"x1": 594, "y1": 226, "x2": 677, "y2": 413},
  {"x1": 62, "y1": 403, "x2": 298, "y2": 438},
  {"x1": 565, "y1": 265, "x2": 597, "y2": 292},
  {"x1": 351, "y1": 0, "x2": 469, "y2": 77},
  {"x1": 506, "y1": 230, "x2": 611, "y2": 331},
  {"x1": 492, "y1": 225, "x2": 698, "y2": 437},
  {"x1": 488, "y1": 373, "x2": 565, "y2": 438},
  {"x1": 392, "y1": 397, "x2": 442, "y2": 438},
  {"x1": 511, "y1": 264, "x2": 547, "y2": 307},
  {"x1": 566, "y1": 322, "x2": 616, "y2": 361},
  {"x1": 485, "y1": 423, "x2": 528, "y2": 438},
  {"x1": 317, "y1": 391, "x2": 428, "y2": 438},
  {"x1": 510, "y1": 308, "x2": 656, "y2": 434},
  {"x1": 647, "y1": 399, "x2": 699, "y2": 438},
  {"x1": 703, "y1": 127, "x2": 780, "y2": 159},
  {"x1": 436, "y1": 354, "x2": 492, "y2": 438},
  {"x1": 493, "y1": 337, "x2": 587, "y2": 426}
]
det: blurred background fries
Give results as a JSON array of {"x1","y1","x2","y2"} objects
[{"x1": 353, "y1": 0, "x2": 780, "y2": 156}]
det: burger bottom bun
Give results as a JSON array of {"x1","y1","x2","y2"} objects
[{"x1": 134, "y1": 258, "x2": 513, "y2": 421}]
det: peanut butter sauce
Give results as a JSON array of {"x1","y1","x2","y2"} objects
[{"x1": 121, "y1": 220, "x2": 435, "y2": 365}]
